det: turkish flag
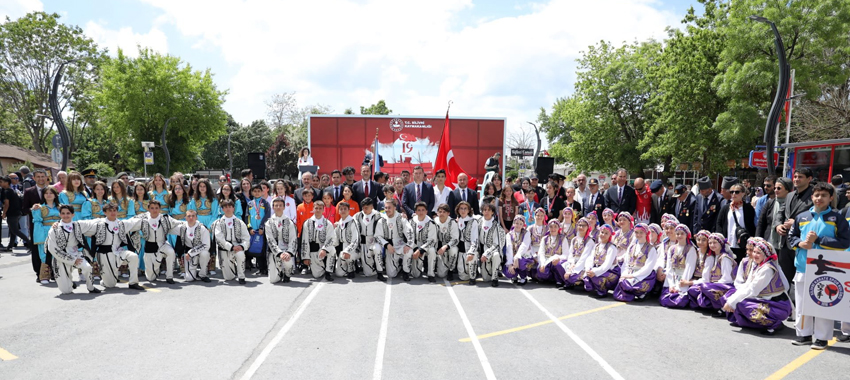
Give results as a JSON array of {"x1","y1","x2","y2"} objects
[{"x1": 434, "y1": 111, "x2": 477, "y2": 190}]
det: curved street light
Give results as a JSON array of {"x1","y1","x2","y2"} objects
[{"x1": 749, "y1": 15, "x2": 790, "y2": 177}]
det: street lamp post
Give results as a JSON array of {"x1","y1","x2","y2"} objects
[
  {"x1": 526, "y1": 122, "x2": 542, "y2": 175},
  {"x1": 749, "y1": 15, "x2": 790, "y2": 177},
  {"x1": 162, "y1": 117, "x2": 176, "y2": 176},
  {"x1": 47, "y1": 59, "x2": 80, "y2": 171}
]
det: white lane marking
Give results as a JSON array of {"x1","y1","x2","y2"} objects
[
  {"x1": 518, "y1": 288, "x2": 624, "y2": 380},
  {"x1": 444, "y1": 279, "x2": 497, "y2": 380},
  {"x1": 239, "y1": 282, "x2": 325, "y2": 380},
  {"x1": 372, "y1": 277, "x2": 392, "y2": 380}
]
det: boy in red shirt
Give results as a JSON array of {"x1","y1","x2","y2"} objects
[{"x1": 296, "y1": 189, "x2": 314, "y2": 237}]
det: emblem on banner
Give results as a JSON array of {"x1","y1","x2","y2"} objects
[
  {"x1": 390, "y1": 118, "x2": 403, "y2": 132},
  {"x1": 809, "y1": 276, "x2": 844, "y2": 307}
]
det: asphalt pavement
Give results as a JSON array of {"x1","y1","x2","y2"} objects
[{"x1": 1, "y1": 237, "x2": 848, "y2": 380}]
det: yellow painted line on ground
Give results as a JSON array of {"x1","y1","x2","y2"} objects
[
  {"x1": 0, "y1": 347, "x2": 18, "y2": 361},
  {"x1": 441, "y1": 281, "x2": 467, "y2": 287},
  {"x1": 459, "y1": 303, "x2": 626, "y2": 342},
  {"x1": 764, "y1": 338, "x2": 837, "y2": 380},
  {"x1": 140, "y1": 285, "x2": 161, "y2": 293}
]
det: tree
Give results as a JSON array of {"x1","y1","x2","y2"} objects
[
  {"x1": 792, "y1": 79, "x2": 850, "y2": 142},
  {"x1": 545, "y1": 40, "x2": 661, "y2": 175},
  {"x1": 360, "y1": 100, "x2": 392, "y2": 115},
  {"x1": 265, "y1": 92, "x2": 332, "y2": 178},
  {"x1": 92, "y1": 47, "x2": 228, "y2": 174},
  {"x1": 713, "y1": 0, "x2": 850, "y2": 153},
  {"x1": 0, "y1": 12, "x2": 106, "y2": 152},
  {"x1": 201, "y1": 116, "x2": 274, "y2": 173}
]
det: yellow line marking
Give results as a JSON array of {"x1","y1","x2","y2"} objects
[
  {"x1": 0, "y1": 347, "x2": 18, "y2": 361},
  {"x1": 140, "y1": 285, "x2": 161, "y2": 293},
  {"x1": 441, "y1": 281, "x2": 467, "y2": 287},
  {"x1": 459, "y1": 303, "x2": 626, "y2": 342},
  {"x1": 764, "y1": 338, "x2": 837, "y2": 380}
]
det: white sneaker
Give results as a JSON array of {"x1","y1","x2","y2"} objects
[
  {"x1": 121, "y1": 273, "x2": 129, "y2": 278},
  {"x1": 210, "y1": 270, "x2": 217, "y2": 275},
  {"x1": 40, "y1": 280, "x2": 49, "y2": 285},
  {"x1": 93, "y1": 276, "x2": 101, "y2": 280}
]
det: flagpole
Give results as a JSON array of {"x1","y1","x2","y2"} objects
[{"x1": 373, "y1": 128, "x2": 379, "y2": 177}]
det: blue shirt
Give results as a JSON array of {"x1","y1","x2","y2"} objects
[{"x1": 787, "y1": 206, "x2": 850, "y2": 273}]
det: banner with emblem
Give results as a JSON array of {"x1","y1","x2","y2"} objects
[{"x1": 801, "y1": 249, "x2": 850, "y2": 321}]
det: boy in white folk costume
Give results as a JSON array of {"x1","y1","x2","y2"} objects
[
  {"x1": 84, "y1": 202, "x2": 145, "y2": 290},
  {"x1": 301, "y1": 201, "x2": 337, "y2": 281},
  {"x1": 409, "y1": 201, "x2": 438, "y2": 282},
  {"x1": 375, "y1": 199, "x2": 414, "y2": 279},
  {"x1": 434, "y1": 203, "x2": 460, "y2": 281},
  {"x1": 476, "y1": 203, "x2": 504, "y2": 287},
  {"x1": 213, "y1": 200, "x2": 250, "y2": 284},
  {"x1": 132, "y1": 200, "x2": 182, "y2": 284},
  {"x1": 46, "y1": 205, "x2": 101, "y2": 294},
  {"x1": 455, "y1": 201, "x2": 480, "y2": 283},
  {"x1": 179, "y1": 210, "x2": 212, "y2": 283},
  {"x1": 334, "y1": 201, "x2": 361, "y2": 279},
  {"x1": 265, "y1": 198, "x2": 298, "y2": 283},
  {"x1": 355, "y1": 198, "x2": 387, "y2": 281}
]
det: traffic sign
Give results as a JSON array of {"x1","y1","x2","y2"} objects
[
  {"x1": 510, "y1": 148, "x2": 535, "y2": 157},
  {"x1": 51, "y1": 148, "x2": 62, "y2": 164},
  {"x1": 144, "y1": 151, "x2": 154, "y2": 165},
  {"x1": 52, "y1": 134, "x2": 62, "y2": 149},
  {"x1": 749, "y1": 150, "x2": 779, "y2": 169}
]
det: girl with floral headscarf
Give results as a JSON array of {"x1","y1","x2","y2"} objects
[
  {"x1": 504, "y1": 216, "x2": 532, "y2": 285},
  {"x1": 721, "y1": 237, "x2": 792, "y2": 335},
  {"x1": 659, "y1": 224, "x2": 698, "y2": 308},
  {"x1": 560, "y1": 217, "x2": 596, "y2": 289},
  {"x1": 560, "y1": 207, "x2": 577, "y2": 241},
  {"x1": 534, "y1": 219, "x2": 568, "y2": 283},
  {"x1": 613, "y1": 223, "x2": 658, "y2": 302},
  {"x1": 601, "y1": 208, "x2": 617, "y2": 231},
  {"x1": 689, "y1": 233, "x2": 738, "y2": 314},
  {"x1": 583, "y1": 224, "x2": 620, "y2": 298},
  {"x1": 612, "y1": 211, "x2": 635, "y2": 268}
]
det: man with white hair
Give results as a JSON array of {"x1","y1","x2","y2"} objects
[
  {"x1": 574, "y1": 173, "x2": 590, "y2": 205},
  {"x1": 295, "y1": 172, "x2": 321, "y2": 205},
  {"x1": 53, "y1": 171, "x2": 67, "y2": 193}
]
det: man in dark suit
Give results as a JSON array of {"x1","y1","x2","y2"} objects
[
  {"x1": 604, "y1": 168, "x2": 636, "y2": 214},
  {"x1": 775, "y1": 167, "x2": 815, "y2": 284},
  {"x1": 667, "y1": 184, "x2": 698, "y2": 231},
  {"x1": 401, "y1": 166, "x2": 435, "y2": 218},
  {"x1": 583, "y1": 178, "x2": 606, "y2": 219},
  {"x1": 694, "y1": 176, "x2": 722, "y2": 233},
  {"x1": 650, "y1": 180, "x2": 671, "y2": 225},
  {"x1": 448, "y1": 173, "x2": 480, "y2": 216},
  {"x1": 21, "y1": 169, "x2": 49, "y2": 279},
  {"x1": 294, "y1": 172, "x2": 322, "y2": 205},
  {"x1": 352, "y1": 165, "x2": 380, "y2": 204},
  {"x1": 323, "y1": 170, "x2": 345, "y2": 205}
]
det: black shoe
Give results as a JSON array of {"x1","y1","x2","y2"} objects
[
  {"x1": 761, "y1": 328, "x2": 777, "y2": 336},
  {"x1": 325, "y1": 272, "x2": 334, "y2": 281},
  {"x1": 837, "y1": 335, "x2": 850, "y2": 343},
  {"x1": 283, "y1": 275, "x2": 290, "y2": 283},
  {"x1": 89, "y1": 287, "x2": 101, "y2": 294},
  {"x1": 259, "y1": 270, "x2": 268, "y2": 276},
  {"x1": 447, "y1": 272, "x2": 454, "y2": 281},
  {"x1": 811, "y1": 340, "x2": 829, "y2": 350},
  {"x1": 377, "y1": 273, "x2": 386, "y2": 282},
  {"x1": 428, "y1": 276, "x2": 435, "y2": 283},
  {"x1": 201, "y1": 277, "x2": 211, "y2": 283},
  {"x1": 402, "y1": 272, "x2": 410, "y2": 282},
  {"x1": 238, "y1": 278, "x2": 246, "y2": 284},
  {"x1": 72, "y1": 283, "x2": 78, "y2": 289},
  {"x1": 792, "y1": 336, "x2": 813, "y2": 346},
  {"x1": 556, "y1": 284, "x2": 566, "y2": 290},
  {"x1": 128, "y1": 283, "x2": 145, "y2": 290},
  {"x1": 468, "y1": 279, "x2": 476, "y2": 285},
  {"x1": 711, "y1": 310, "x2": 726, "y2": 319},
  {"x1": 347, "y1": 272, "x2": 355, "y2": 279},
  {"x1": 166, "y1": 278, "x2": 175, "y2": 284},
  {"x1": 491, "y1": 279, "x2": 498, "y2": 287}
]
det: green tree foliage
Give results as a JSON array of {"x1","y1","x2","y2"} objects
[
  {"x1": 265, "y1": 91, "x2": 332, "y2": 178},
  {"x1": 360, "y1": 100, "x2": 392, "y2": 115},
  {"x1": 201, "y1": 116, "x2": 275, "y2": 173},
  {"x1": 546, "y1": 40, "x2": 661, "y2": 175},
  {"x1": 92, "y1": 47, "x2": 228, "y2": 174},
  {"x1": 0, "y1": 12, "x2": 105, "y2": 152}
]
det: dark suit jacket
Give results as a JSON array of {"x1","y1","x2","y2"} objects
[
  {"x1": 448, "y1": 187, "x2": 480, "y2": 217},
  {"x1": 324, "y1": 185, "x2": 346, "y2": 205},
  {"x1": 294, "y1": 187, "x2": 322, "y2": 205},
  {"x1": 667, "y1": 194, "x2": 698, "y2": 231},
  {"x1": 777, "y1": 185, "x2": 813, "y2": 249},
  {"x1": 583, "y1": 192, "x2": 606, "y2": 219},
  {"x1": 21, "y1": 186, "x2": 43, "y2": 218},
  {"x1": 694, "y1": 191, "x2": 722, "y2": 233},
  {"x1": 650, "y1": 190, "x2": 671, "y2": 225},
  {"x1": 402, "y1": 182, "x2": 435, "y2": 218},
  {"x1": 604, "y1": 184, "x2": 636, "y2": 214},
  {"x1": 756, "y1": 197, "x2": 778, "y2": 238},
  {"x1": 352, "y1": 180, "x2": 380, "y2": 204},
  {"x1": 716, "y1": 203, "x2": 756, "y2": 245}
]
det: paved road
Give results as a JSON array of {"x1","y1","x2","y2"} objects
[{"x1": 0, "y1": 238, "x2": 848, "y2": 380}]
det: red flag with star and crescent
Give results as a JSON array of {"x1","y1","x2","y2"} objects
[{"x1": 434, "y1": 110, "x2": 476, "y2": 190}]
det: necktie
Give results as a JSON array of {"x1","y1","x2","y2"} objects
[
  {"x1": 416, "y1": 184, "x2": 421, "y2": 201},
  {"x1": 704, "y1": 196, "x2": 709, "y2": 213},
  {"x1": 365, "y1": 182, "x2": 369, "y2": 197},
  {"x1": 618, "y1": 186, "x2": 623, "y2": 203},
  {"x1": 462, "y1": 189, "x2": 467, "y2": 202},
  {"x1": 335, "y1": 186, "x2": 339, "y2": 200}
]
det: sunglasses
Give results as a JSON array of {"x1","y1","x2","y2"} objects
[{"x1": 729, "y1": 190, "x2": 743, "y2": 194}]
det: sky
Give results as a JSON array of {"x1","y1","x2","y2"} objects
[{"x1": 2, "y1": 0, "x2": 700, "y2": 140}]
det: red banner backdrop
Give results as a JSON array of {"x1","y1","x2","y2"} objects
[{"x1": 309, "y1": 115, "x2": 505, "y2": 182}]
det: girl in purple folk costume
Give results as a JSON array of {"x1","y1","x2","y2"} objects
[
  {"x1": 727, "y1": 239, "x2": 756, "y2": 298},
  {"x1": 586, "y1": 211, "x2": 600, "y2": 242},
  {"x1": 613, "y1": 223, "x2": 658, "y2": 302},
  {"x1": 601, "y1": 208, "x2": 618, "y2": 231},
  {"x1": 561, "y1": 217, "x2": 596, "y2": 289},
  {"x1": 583, "y1": 224, "x2": 619, "y2": 298},
  {"x1": 560, "y1": 207, "x2": 577, "y2": 242},
  {"x1": 692, "y1": 233, "x2": 738, "y2": 314},
  {"x1": 659, "y1": 224, "x2": 698, "y2": 308},
  {"x1": 722, "y1": 237, "x2": 792, "y2": 335},
  {"x1": 683, "y1": 230, "x2": 712, "y2": 307},
  {"x1": 526, "y1": 208, "x2": 547, "y2": 270},
  {"x1": 534, "y1": 219, "x2": 568, "y2": 283},
  {"x1": 612, "y1": 211, "x2": 634, "y2": 271},
  {"x1": 504, "y1": 215, "x2": 532, "y2": 285},
  {"x1": 652, "y1": 216, "x2": 678, "y2": 295}
]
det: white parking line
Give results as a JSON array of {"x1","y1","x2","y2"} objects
[
  {"x1": 372, "y1": 277, "x2": 392, "y2": 380},
  {"x1": 519, "y1": 288, "x2": 624, "y2": 380},
  {"x1": 444, "y1": 279, "x2": 497, "y2": 380},
  {"x1": 239, "y1": 282, "x2": 325, "y2": 380}
]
